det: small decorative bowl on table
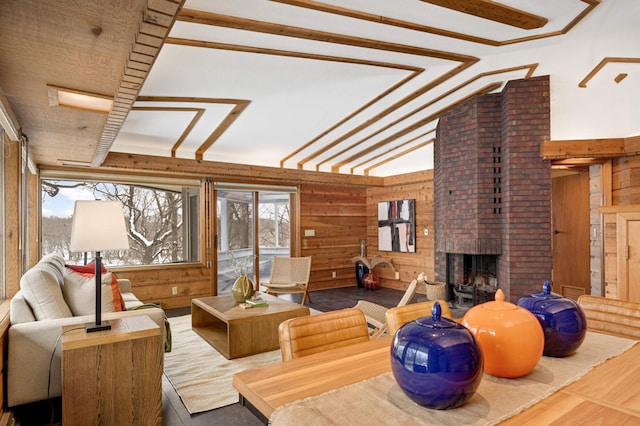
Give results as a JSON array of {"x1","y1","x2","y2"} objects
[
  {"x1": 390, "y1": 302, "x2": 483, "y2": 410},
  {"x1": 517, "y1": 281, "x2": 587, "y2": 357},
  {"x1": 463, "y1": 289, "x2": 544, "y2": 378}
]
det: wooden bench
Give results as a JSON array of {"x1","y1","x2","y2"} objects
[{"x1": 577, "y1": 295, "x2": 640, "y2": 340}]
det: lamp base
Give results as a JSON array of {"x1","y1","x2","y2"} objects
[{"x1": 85, "y1": 320, "x2": 112, "y2": 333}]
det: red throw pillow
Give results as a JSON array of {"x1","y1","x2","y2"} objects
[
  {"x1": 67, "y1": 263, "x2": 106, "y2": 274},
  {"x1": 66, "y1": 264, "x2": 124, "y2": 312}
]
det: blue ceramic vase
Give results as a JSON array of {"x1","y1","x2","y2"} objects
[
  {"x1": 390, "y1": 302, "x2": 483, "y2": 410},
  {"x1": 516, "y1": 281, "x2": 587, "y2": 357}
]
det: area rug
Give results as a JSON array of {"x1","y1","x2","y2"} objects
[
  {"x1": 270, "y1": 331, "x2": 637, "y2": 425},
  {"x1": 163, "y1": 314, "x2": 283, "y2": 414}
]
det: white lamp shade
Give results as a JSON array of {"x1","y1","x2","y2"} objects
[{"x1": 69, "y1": 200, "x2": 130, "y2": 252}]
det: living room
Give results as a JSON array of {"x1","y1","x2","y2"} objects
[{"x1": 0, "y1": 0, "x2": 639, "y2": 424}]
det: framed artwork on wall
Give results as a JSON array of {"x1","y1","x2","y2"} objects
[{"x1": 378, "y1": 199, "x2": 416, "y2": 253}]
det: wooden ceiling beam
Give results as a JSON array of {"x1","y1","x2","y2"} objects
[
  {"x1": 420, "y1": 0, "x2": 548, "y2": 30},
  {"x1": 541, "y1": 135, "x2": 640, "y2": 160}
]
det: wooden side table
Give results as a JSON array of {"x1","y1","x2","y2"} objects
[{"x1": 61, "y1": 315, "x2": 163, "y2": 425}]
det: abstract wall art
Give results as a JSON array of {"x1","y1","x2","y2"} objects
[{"x1": 378, "y1": 199, "x2": 415, "y2": 253}]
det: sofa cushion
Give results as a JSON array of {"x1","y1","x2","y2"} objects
[
  {"x1": 62, "y1": 268, "x2": 116, "y2": 316},
  {"x1": 19, "y1": 262, "x2": 72, "y2": 320},
  {"x1": 66, "y1": 263, "x2": 125, "y2": 311}
]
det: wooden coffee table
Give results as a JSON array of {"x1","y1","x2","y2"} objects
[{"x1": 191, "y1": 293, "x2": 310, "y2": 359}]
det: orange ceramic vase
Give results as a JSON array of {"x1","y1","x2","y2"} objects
[{"x1": 462, "y1": 289, "x2": 544, "y2": 378}]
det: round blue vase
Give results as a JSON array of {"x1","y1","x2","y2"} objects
[
  {"x1": 516, "y1": 281, "x2": 587, "y2": 357},
  {"x1": 390, "y1": 302, "x2": 483, "y2": 410}
]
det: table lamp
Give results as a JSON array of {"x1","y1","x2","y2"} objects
[{"x1": 69, "y1": 200, "x2": 129, "y2": 332}]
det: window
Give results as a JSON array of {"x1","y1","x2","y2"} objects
[
  {"x1": 40, "y1": 174, "x2": 201, "y2": 266},
  {"x1": 214, "y1": 183, "x2": 295, "y2": 294}
]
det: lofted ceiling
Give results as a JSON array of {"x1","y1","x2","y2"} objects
[{"x1": 0, "y1": 0, "x2": 639, "y2": 177}]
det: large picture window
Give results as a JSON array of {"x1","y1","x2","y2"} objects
[{"x1": 41, "y1": 174, "x2": 201, "y2": 266}]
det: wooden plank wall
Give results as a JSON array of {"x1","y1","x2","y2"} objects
[
  {"x1": 299, "y1": 183, "x2": 368, "y2": 291},
  {"x1": 600, "y1": 153, "x2": 640, "y2": 300},
  {"x1": 612, "y1": 156, "x2": 640, "y2": 204},
  {"x1": 369, "y1": 170, "x2": 435, "y2": 293},
  {"x1": 299, "y1": 170, "x2": 435, "y2": 295}
]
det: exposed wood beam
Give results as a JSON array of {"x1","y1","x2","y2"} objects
[
  {"x1": 177, "y1": 9, "x2": 478, "y2": 63},
  {"x1": 99, "y1": 152, "x2": 385, "y2": 187},
  {"x1": 540, "y1": 136, "x2": 640, "y2": 160},
  {"x1": 420, "y1": 0, "x2": 548, "y2": 30},
  {"x1": 274, "y1": 0, "x2": 598, "y2": 47}
]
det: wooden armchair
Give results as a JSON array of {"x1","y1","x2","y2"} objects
[
  {"x1": 385, "y1": 300, "x2": 453, "y2": 336},
  {"x1": 278, "y1": 308, "x2": 370, "y2": 361},
  {"x1": 352, "y1": 273, "x2": 422, "y2": 339},
  {"x1": 261, "y1": 256, "x2": 312, "y2": 305}
]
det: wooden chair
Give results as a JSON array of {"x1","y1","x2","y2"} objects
[
  {"x1": 577, "y1": 295, "x2": 640, "y2": 340},
  {"x1": 352, "y1": 273, "x2": 422, "y2": 339},
  {"x1": 261, "y1": 256, "x2": 312, "y2": 305},
  {"x1": 385, "y1": 300, "x2": 453, "y2": 336},
  {"x1": 278, "y1": 308, "x2": 370, "y2": 361}
]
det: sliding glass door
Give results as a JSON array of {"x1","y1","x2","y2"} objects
[{"x1": 215, "y1": 187, "x2": 293, "y2": 295}]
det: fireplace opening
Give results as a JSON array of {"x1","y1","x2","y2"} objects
[{"x1": 446, "y1": 254, "x2": 498, "y2": 307}]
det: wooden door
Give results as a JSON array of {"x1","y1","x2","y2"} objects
[
  {"x1": 617, "y1": 212, "x2": 640, "y2": 302},
  {"x1": 551, "y1": 172, "x2": 590, "y2": 298}
]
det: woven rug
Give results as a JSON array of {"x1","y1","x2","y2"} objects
[
  {"x1": 163, "y1": 314, "x2": 283, "y2": 414},
  {"x1": 270, "y1": 332, "x2": 637, "y2": 425}
]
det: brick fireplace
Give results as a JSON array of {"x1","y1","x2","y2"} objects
[{"x1": 434, "y1": 76, "x2": 552, "y2": 303}]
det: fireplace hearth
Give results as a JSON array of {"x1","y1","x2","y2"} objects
[{"x1": 446, "y1": 254, "x2": 497, "y2": 306}]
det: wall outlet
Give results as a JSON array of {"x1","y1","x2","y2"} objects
[
  {"x1": 395, "y1": 271, "x2": 400, "y2": 280},
  {"x1": 304, "y1": 229, "x2": 315, "y2": 237},
  {"x1": 172, "y1": 286, "x2": 178, "y2": 295},
  {"x1": 424, "y1": 228, "x2": 429, "y2": 236},
  {"x1": 332, "y1": 271, "x2": 337, "y2": 278}
]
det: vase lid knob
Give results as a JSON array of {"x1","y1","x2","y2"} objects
[{"x1": 432, "y1": 301, "x2": 441, "y2": 320}]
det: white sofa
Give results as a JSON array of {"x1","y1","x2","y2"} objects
[{"x1": 7, "y1": 253, "x2": 166, "y2": 407}]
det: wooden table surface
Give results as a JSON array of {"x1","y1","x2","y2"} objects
[
  {"x1": 192, "y1": 293, "x2": 309, "y2": 359},
  {"x1": 233, "y1": 335, "x2": 640, "y2": 423}
]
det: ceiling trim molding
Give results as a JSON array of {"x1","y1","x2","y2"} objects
[
  {"x1": 272, "y1": 0, "x2": 599, "y2": 47},
  {"x1": 130, "y1": 106, "x2": 205, "y2": 157},
  {"x1": 176, "y1": 9, "x2": 478, "y2": 63},
  {"x1": 294, "y1": 60, "x2": 477, "y2": 169},
  {"x1": 311, "y1": 64, "x2": 537, "y2": 172},
  {"x1": 165, "y1": 37, "x2": 423, "y2": 72},
  {"x1": 331, "y1": 81, "x2": 501, "y2": 172},
  {"x1": 272, "y1": 0, "x2": 500, "y2": 46},
  {"x1": 135, "y1": 96, "x2": 251, "y2": 160},
  {"x1": 349, "y1": 128, "x2": 436, "y2": 174},
  {"x1": 364, "y1": 138, "x2": 434, "y2": 176},
  {"x1": 578, "y1": 57, "x2": 640, "y2": 88},
  {"x1": 352, "y1": 132, "x2": 435, "y2": 175}
]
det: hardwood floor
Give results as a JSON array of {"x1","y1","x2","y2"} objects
[{"x1": 10, "y1": 286, "x2": 465, "y2": 425}]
